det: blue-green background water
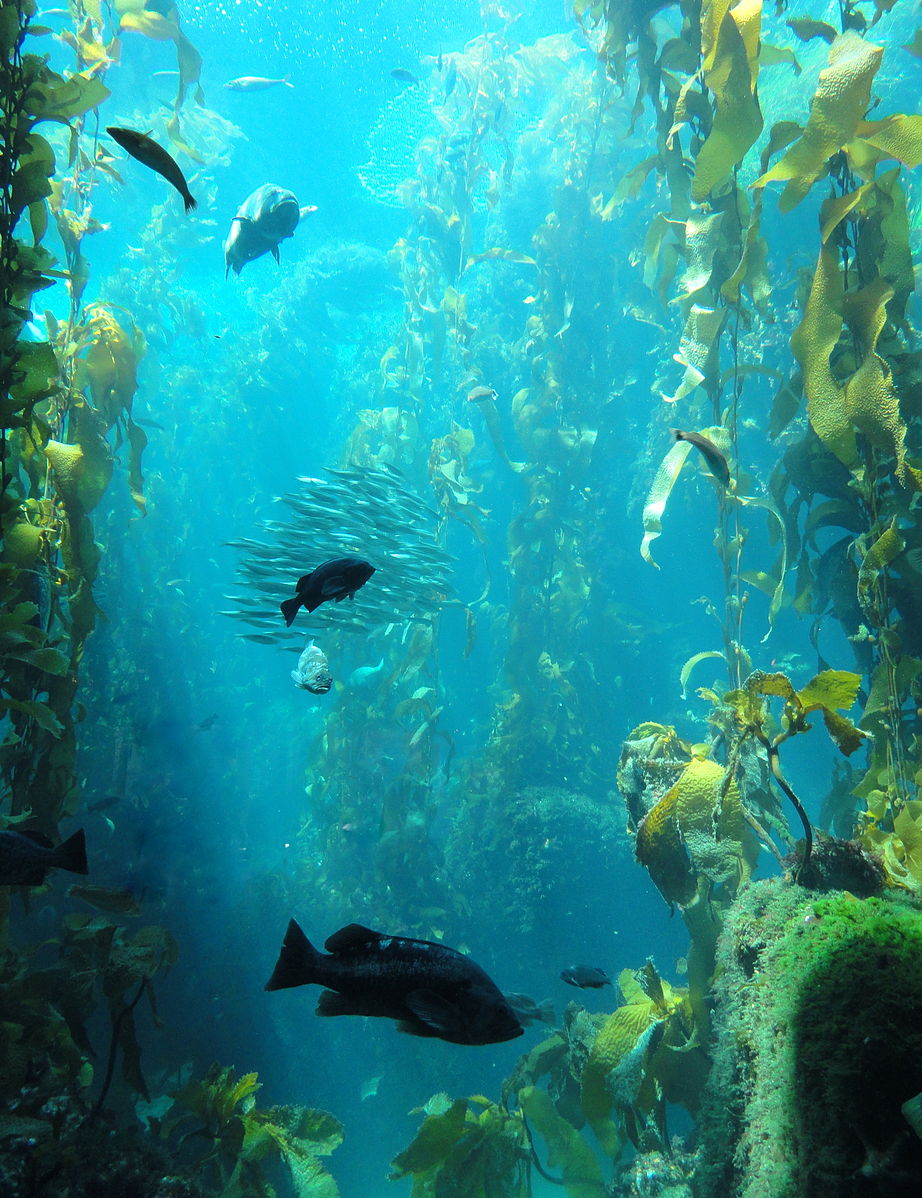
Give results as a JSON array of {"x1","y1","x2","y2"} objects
[{"x1": 18, "y1": 0, "x2": 922, "y2": 1192}]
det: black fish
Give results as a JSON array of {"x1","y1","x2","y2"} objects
[
  {"x1": 0, "y1": 827, "x2": 88, "y2": 886},
  {"x1": 106, "y1": 127, "x2": 196, "y2": 213},
  {"x1": 391, "y1": 68, "x2": 419, "y2": 85},
  {"x1": 561, "y1": 964, "x2": 611, "y2": 989},
  {"x1": 671, "y1": 428, "x2": 731, "y2": 489},
  {"x1": 280, "y1": 557, "x2": 375, "y2": 626},
  {"x1": 503, "y1": 992, "x2": 556, "y2": 1027},
  {"x1": 265, "y1": 919, "x2": 523, "y2": 1046}
]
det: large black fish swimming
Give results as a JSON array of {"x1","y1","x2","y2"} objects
[
  {"x1": 280, "y1": 556, "x2": 374, "y2": 626},
  {"x1": 223, "y1": 184, "x2": 317, "y2": 277},
  {"x1": 0, "y1": 827, "x2": 88, "y2": 886},
  {"x1": 265, "y1": 919, "x2": 524, "y2": 1046}
]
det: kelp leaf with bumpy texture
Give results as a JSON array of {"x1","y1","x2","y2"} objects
[
  {"x1": 852, "y1": 115, "x2": 922, "y2": 170},
  {"x1": 791, "y1": 247, "x2": 857, "y2": 472},
  {"x1": 753, "y1": 33, "x2": 883, "y2": 210},
  {"x1": 641, "y1": 439, "x2": 693, "y2": 567},
  {"x1": 662, "y1": 305, "x2": 727, "y2": 405},
  {"x1": 693, "y1": 0, "x2": 763, "y2": 201},
  {"x1": 857, "y1": 521, "x2": 904, "y2": 619}
]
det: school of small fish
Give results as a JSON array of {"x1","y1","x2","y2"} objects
[{"x1": 222, "y1": 463, "x2": 454, "y2": 644}]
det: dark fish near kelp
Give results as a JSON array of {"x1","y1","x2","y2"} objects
[
  {"x1": 561, "y1": 964, "x2": 611, "y2": 989},
  {"x1": 224, "y1": 184, "x2": 317, "y2": 277},
  {"x1": 106, "y1": 126, "x2": 196, "y2": 212},
  {"x1": 265, "y1": 919, "x2": 523, "y2": 1045},
  {"x1": 391, "y1": 68, "x2": 419, "y2": 84},
  {"x1": 0, "y1": 827, "x2": 88, "y2": 886},
  {"x1": 223, "y1": 75, "x2": 293, "y2": 92},
  {"x1": 280, "y1": 557, "x2": 375, "y2": 626},
  {"x1": 671, "y1": 428, "x2": 731, "y2": 489}
]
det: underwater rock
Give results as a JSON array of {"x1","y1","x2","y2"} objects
[{"x1": 697, "y1": 878, "x2": 922, "y2": 1197}]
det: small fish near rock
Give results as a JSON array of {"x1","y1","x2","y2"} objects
[
  {"x1": 0, "y1": 826, "x2": 88, "y2": 886},
  {"x1": 291, "y1": 640, "x2": 332, "y2": 693},
  {"x1": 280, "y1": 557, "x2": 375, "y2": 627},
  {"x1": 224, "y1": 184, "x2": 318, "y2": 277},
  {"x1": 561, "y1": 964, "x2": 612, "y2": 989},
  {"x1": 266, "y1": 919, "x2": 523, "y2": 1045}
]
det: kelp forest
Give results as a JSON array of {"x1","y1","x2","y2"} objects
[{"x1": 2, "y1": 0, "x2": 922, "y2": 1194}]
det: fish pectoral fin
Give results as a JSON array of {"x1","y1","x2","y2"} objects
[
  {"x1": 324, "y1": 923, "x2": 383, "y2": 952},
  {"x1": 404, "y1": 989, "x2": 461, "y2": 1034},
  {"x1": 316, "y1": 990, "x2": 370, "y2": 1017},
  {"x1": 271, "y1": 245, "x2": 280, "y2": 264},
  {"x1": 396, "y1": 1018, "x2": 441, "y2": 1038}
]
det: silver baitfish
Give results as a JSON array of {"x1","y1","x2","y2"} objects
[
  {"x1": 291, "y1": 640, "x2": 332, "y2": 694},
  {"x1": 224, "y1": 183, "x2": 317, "y2": 277}
]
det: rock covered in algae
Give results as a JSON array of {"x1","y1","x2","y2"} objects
[{"x1": 697, "y1": 878, "x2": 922, "y2": 1197}]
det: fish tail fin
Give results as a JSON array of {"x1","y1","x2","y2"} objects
[
  {"x1": 53, "y1": 828, "x2": 88, "y2": 875},
  {"x1": 283, "y1": 75, "x2": 294, "y2": 87},
  {"x1": 183, "y1": 193, "x2": 197, "y2": 213},
  {"x1": 537, "y1": 999, "x2": 556, "y2": 1024},
  {"x1": 280, "y1": 596, "x2": 301, "y2": 626},
  {"x1": 265, "y1": 919, "x2": 321, "y2": 991},
  {"x1": 670, "y1": 428, "x2": 685, "y2": 442}
]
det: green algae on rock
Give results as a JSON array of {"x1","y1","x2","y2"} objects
[{"x1": 698, "y1": 879, "x2": 922, "y2": 1198}]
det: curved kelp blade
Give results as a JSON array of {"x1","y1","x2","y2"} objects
[
  {"x1": 640, "y1": 439, "x2": 693, "y2": 567},
  {"x1": 679, "y1": 650, "x2": 726, "y2": 697},
  {"x1": 519, "y1": 1086, "x2": 606, "y2": 1198}
]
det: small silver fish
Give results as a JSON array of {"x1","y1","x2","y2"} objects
[{"x1": 291, "y1": 640, "x2": 332, "y2": 694}]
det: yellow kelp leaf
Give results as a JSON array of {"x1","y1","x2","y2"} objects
[
  {"x1": 821, "y1": 708, "x2": 867, "y2": 756},
  {"x1": 44, "y1": 434, "x2": 112, "y2": 513},
  {"x1": 693, "y1": 0, "x2": 763, "y2": 201},
  {"x1": 732, "y1": 492, "x2": 788, "y2": 639},
  {"x1": 519, "y1": 1087, "x2": 607, "y2": 1198},
  {"x1": 869, "y1": 169, "x2": 914, "y2": 320},
  {"x1": 753, "y1": 33, "x2": 883, "y2": 210},
  {"x1": 640, "y1": 439, "x2": 692, "y2": 567},
  {"x1": 852, "y1": 115, "x2": 922, "y2": 170},
  {"x1": 680, "y1": 212, "x2": 725, "y2": 298},
  {"x1": 680, "y1": 651, "x2": 725, "y2": 697},
  {"x1": 819, "y1": 179, "x2": 876, "y2": 245},
  {"x1": 791, "y1": 247, "x2": 857, "y2": 472},
  {"x1": 581, "y1": 1001, "x2": 655, "y2": 1124},
  {"x1": 662, "y1": 305, "x2": 727, "y2": 404},
  {"x1": 886, "y1": 806, "x2": 922, "y2": 891},
  {"x1": 760, "y1": 43, "x2": 801, "y2": 74},
  {"x1": 617, "y1": 967, "x2": 647, "y2": 1006},
  {"x1": 119, "y1": 10, "x2": 176, "y2": 40},
  {"x1": 786, "y1": 17, "x2": 837, "y2": 43},
  {"x1": 843, "y1": 348, "x2": 907, "y2": 483},
  {"x1": 720, "y1": 188, "x2": 770, "y2": 310},
  {"x1": 796, "y1": 669, "x2": 861, "y2": 713},
  {"x1": 857, "y1": 520, "x2": 905, "y2": 617}
]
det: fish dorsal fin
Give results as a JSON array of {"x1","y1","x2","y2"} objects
[{"x1": 324, "y1": 923, "x2": 383, "y2": 953}]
